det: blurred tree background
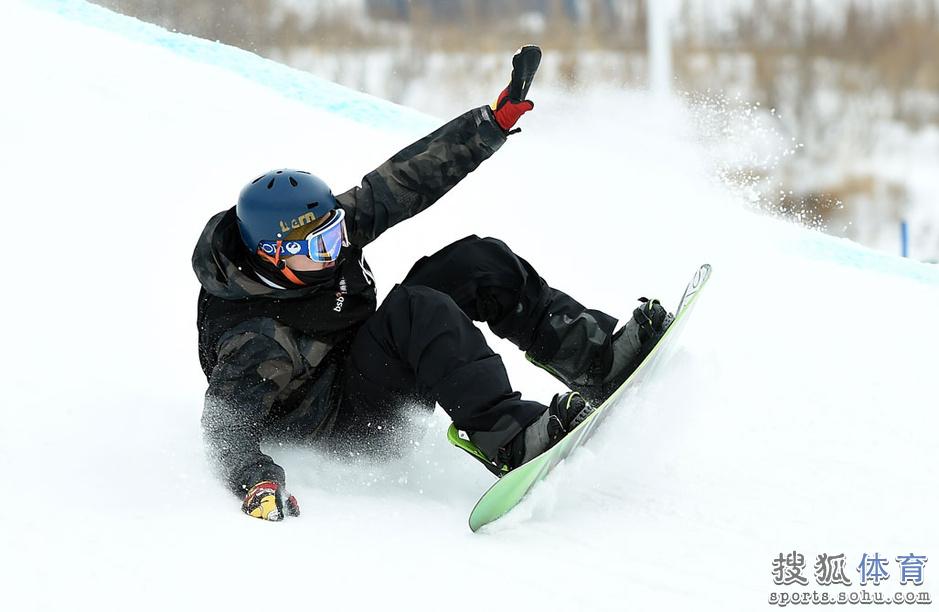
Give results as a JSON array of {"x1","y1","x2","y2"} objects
[{"x1": 93, "y1": 0, "x2": 939, "y2": 258}]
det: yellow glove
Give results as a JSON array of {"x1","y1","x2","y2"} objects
[{"x1": 242, "y1": 481, "x2": 300, "y2": 521}]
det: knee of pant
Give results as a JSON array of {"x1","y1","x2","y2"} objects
[
  {"x1": 476, "y1": 285, "x2": 520, "y2": 323},
  {"x1": 452, "y1": 235, "x2": 521, "y2": 272},
  {"x1": 450, "y1": 236, "x2": 528, "y2": 308},
  {"x1": 405, "y1": 235, "x2": 526, "y2": 290},
  {"x1": 474, "y1": 237, "x2": 541, "y2": 321}
]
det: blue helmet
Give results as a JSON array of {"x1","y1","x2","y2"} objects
[{"x1": 236, "y1": 169, "x2": 339, "y2": 253}]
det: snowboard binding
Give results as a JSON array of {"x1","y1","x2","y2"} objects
[{"x1": 448, "y1": 391, "x2": 595, "y2": 478}]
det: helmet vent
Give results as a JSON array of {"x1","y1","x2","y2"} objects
[
  {"x1": 276, "y1": 170, "x2": 283, "y2": 174},
  {"x1": 297, "y1": 170, "x2": 311, "y2": 175},
  {"x1": 267, "y1": 178, "x2": 276, "y2": 189},
  {"x1": 252, "y1": 174, "x2": 265, "y2": 184},
  {"x1": 289, "y1": 177, "x2": 298, "y2": 187},
  {"x1": 307, "y1": 202, "x2": 319, "y2": 209}
]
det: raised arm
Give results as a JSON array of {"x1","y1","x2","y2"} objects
[
  {"x1": 337, "y1": 45, "x2": 541, "y2": 247},
  {"x1": 336, "y1": 105, "x2": 507, "y2": 247}
]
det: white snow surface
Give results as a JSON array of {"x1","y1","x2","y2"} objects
[{"x1": 2, "y1": 2, "x2": 939, "y2": 610}]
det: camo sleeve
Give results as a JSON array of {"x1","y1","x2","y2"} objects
[
  {"x1": 336, "y1": 105, "x2": 508, "y2": 247},
  {"x1": 202, "y1": 327, "x2": 296, "y2": 497}
]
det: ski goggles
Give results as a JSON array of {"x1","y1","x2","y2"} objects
[{"x1": 257, "y1": 208, "x2": 349, "y2": 264}]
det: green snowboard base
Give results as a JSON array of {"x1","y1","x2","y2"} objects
[{"x1": 459, "y1": 264, "x2": 712, "y2": 532}]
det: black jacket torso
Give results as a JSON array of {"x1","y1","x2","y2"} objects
[{"x1": 196, "y1": 210, "x2": 378, "y2": 379}]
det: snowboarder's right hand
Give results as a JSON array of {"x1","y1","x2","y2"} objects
[{"x1": 242, "y1": 480, "x2": 300, "y2": 521}]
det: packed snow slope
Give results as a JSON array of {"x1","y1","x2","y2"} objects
[{"x1": 3, "y1": 2, "x2": 939, "y2": 610}]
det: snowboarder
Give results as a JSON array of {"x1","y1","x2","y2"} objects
[{"x1": 192, "y1": 46, "x2": 670, "y2": 521}]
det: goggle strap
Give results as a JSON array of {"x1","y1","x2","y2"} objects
[
  {"x1": 256, "y1": 246, "x2": 279, "y2": 267},
  {"x1": 279, "y1": 265, "x2": 306, "y2": 286},
  {"x1": 256, "y1": 209, "x2": 347, "y2": 264},
  {"x1": 255, "y1": 242, "x2": 306, "y2": 286}
]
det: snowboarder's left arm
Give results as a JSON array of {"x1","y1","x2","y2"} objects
[{"x1": 335, "y1": 105, "x2": 509, "y2": 247}]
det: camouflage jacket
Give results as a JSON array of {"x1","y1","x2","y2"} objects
[{"x1": 192, "y1": 106, "x2": 508, "y2": 496}]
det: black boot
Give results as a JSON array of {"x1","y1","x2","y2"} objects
[
  {"x1": 451, "y1": 392, "x2": 594, "y2": 475},
  {"x1": 531, "y1": 298, "x2": 673, "y2": 406},
  {"x1": 496, "y1": 391, "x2": 595, "y2": 470}
]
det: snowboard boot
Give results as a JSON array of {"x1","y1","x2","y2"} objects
[
  {"x1": 499, "y1": 391, "x2": 595, "y2": 470},
  {"x1": 530, "y1": 298, "x2": 674, "y2": 406},
  {"x1": 448, "y1": 391, "x2": 595, "y2": 476}
]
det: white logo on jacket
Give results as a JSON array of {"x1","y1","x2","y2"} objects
[{"x1": 334, "y1": 276, "x2": 346, "y2": 312}]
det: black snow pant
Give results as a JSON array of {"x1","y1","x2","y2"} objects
[{"x1": 331, "y1": 235, "x2": 618, "y2": 459}]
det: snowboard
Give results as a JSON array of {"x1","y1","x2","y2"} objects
[{"x1": 461, "y1": 263, "x2": 712, "y2": 532}]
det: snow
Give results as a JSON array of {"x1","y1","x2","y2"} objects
[{"x1": 2, "y1": 1, "x2": 939, "y2": 610}]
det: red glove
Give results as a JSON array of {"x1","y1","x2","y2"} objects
[
  {"x1": 492, "y1": 87, "x2": 534, "y2": 133},
  {"x1": 242, "y1": 480, "x2": 300, "y2": 521},
  {"x1": 491, "y1": 45, "x2": 541, "y2": 134}
]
